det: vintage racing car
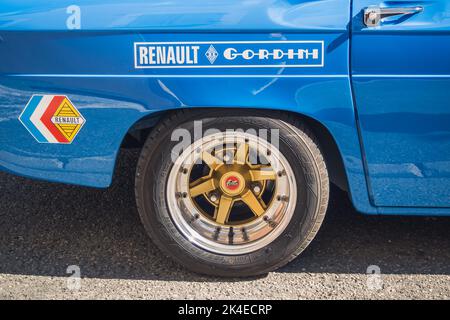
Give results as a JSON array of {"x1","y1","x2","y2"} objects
[{"x1": 0, "y1": 0, "x2": 449, "y2": 276}]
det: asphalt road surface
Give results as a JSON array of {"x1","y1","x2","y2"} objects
[{"x1": 0, "y1": 150, "x2": 449, "y2": 299}]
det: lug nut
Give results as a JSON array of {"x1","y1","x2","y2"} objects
[
  {"x1": 223, "y1": 154, "x2": 231, "y2": 163},
  {"x1": 210, "y1": 194, "x2": 218, "y2": 202},
  {"x1": 253, "y1": 185, "x2": 261, "y2": 194}
]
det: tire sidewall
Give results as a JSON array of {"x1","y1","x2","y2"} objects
[{"x1": 136, "y1": 112, "x2": 324, "y2": 275}]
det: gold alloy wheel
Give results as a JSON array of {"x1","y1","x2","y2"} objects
[
  {"x1": 166, "y1": 132, "x2": 297, "y2": 255},
  {"x1": 189, "y1": 141, "x2": 277, "y2": 225}
]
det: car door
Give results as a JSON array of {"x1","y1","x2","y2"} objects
[{"x1": 351, "y1": 0, "x2": 450, "y2": 207}]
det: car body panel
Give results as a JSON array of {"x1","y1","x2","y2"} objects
[
  {"x1": 0, "y1": 0, "x2": 449, "y2": 215},
  {"x1": 351, "y1": 0, "x2": 450, "y2": 207},
  {"x1": 0, "y1": 0, "x2": 349, "y2": 31}
]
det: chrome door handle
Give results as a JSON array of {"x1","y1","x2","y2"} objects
[{"x1": 364, "y1": 6, "x2": 423, "y2": 27}]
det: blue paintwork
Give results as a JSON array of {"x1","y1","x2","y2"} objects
[
  {"x1": 352, "y1": 0, "x2": 450, "y2": 208},
  {"x1": 0, "y1": 0, "x2": 448, "y2": 215},
  {"x1": 0, "y1": 0, "x2": 349, "y2": 31}
]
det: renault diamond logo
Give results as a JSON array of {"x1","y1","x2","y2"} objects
[{"x1": 205, "y1": 45, "x2": 218, "y2": 64}]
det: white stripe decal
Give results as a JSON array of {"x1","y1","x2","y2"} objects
[
  {"x1": 8, "y1": 74, "x2": 348, "y2": 78},
  {"x1": 353, "y1": 74, "x2": 450, "y2": 78},
  {"x1": 30, "y1": 95, "x2": 58, "y2": 143}
]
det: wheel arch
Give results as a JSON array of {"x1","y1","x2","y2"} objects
[{"x1": 120, "y1": 107, "x2": 349, "y2": 193}]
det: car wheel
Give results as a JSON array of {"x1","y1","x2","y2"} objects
[{"x1": 135, "y1": 110, "x2": 329, "y2": 277}]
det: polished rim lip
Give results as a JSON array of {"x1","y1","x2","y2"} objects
[{"x1": 166, "y1": 131, "x2": 297, "y2": 255}]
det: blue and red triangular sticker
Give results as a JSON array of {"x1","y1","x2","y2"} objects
[{"x1": 19, "y1": 95, "x2": 85, "y2": 144}]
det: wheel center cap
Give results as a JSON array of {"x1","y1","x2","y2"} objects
[
  {"x1": 220, "y1": 172, "x2": 245, "y2": 196},
  {"x1": 225, "y1": 176, "x2": 240, "y2": 190}
]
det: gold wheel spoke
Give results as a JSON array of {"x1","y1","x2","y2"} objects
[
  {"x1": 215, "y1": 196, "x2": 234, "y2": 224},
  {"x1": 189, "y1": 178, "x2": 217, "y2": 198},
  {"x1": 202, "y1": 151, "x2": 223, "y2": 170},
  {"x1": 235, "y1": 142, "x2": 249, "y2": 165},
  {"x1": 250, "y1": 164, "x2": 272, "y2": 169},
  {"x1": 249, "y1": 169, "x2": 276, "y2": 181},
  {"x1": 241, "y1": 190, "x2": 266, "y2": 216}
]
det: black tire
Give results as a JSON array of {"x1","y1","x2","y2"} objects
[{"x1": 135, "y1": 109, "x2": 329, "y2": 277}]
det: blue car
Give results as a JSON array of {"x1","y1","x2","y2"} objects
[{"x1": 0, "y1": 0, "x2": 449, "y2": 276}]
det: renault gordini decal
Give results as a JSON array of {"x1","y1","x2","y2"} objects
[{"x1": 134, "y1": 41, "x2": 324, "y2": 69}]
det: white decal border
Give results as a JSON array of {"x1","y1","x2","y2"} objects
[{"x1": 133, "y1": 40, "x2": 325, "y2": 69}]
